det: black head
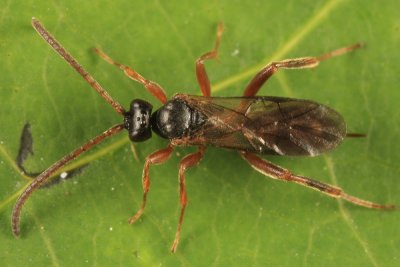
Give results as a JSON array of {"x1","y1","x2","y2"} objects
[{"x1": 124, "y1": 99, "x2": 153, "y2": 142}]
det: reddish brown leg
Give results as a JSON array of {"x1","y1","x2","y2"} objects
[
  {"x1": 128, "y1": 144, "x2": 174, "y2": 224},
  {"x1": 94, "y1": 48, "x2": 168, "y2": 104},
  {"x1": 171, "y1": 146, "x2": 206, "y2": 253},
  {"x1": 243, "y1": 43, "x2": 363, "y2": 97},
  {"x1": 12, "y1": 124, "x2": 125, "y2": 236},
  {"x1": 241, "y1": 151, "x2": 395, "y2": 209},
  {"x1": 196, "y1": 23, "x2": 223, "y2": 97}
]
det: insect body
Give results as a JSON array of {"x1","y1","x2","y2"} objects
[
  {"x1": 12, "y1": 18, "x2": 394, "y2": 253},
  {"x1": 161, "y1": 95, "x2": 345, "y2": 156}
]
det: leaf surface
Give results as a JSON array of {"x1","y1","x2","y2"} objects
[{"x1": 1, "y1": 1, "x2": 399, "y2": 266}]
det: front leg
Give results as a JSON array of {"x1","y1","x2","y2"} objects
[
  {"x1": 94, "y1": 48, "x2": 168, "y2": 104},
  {"x1": 128, "y1": 144, "x2": 174, "y2": 224}
]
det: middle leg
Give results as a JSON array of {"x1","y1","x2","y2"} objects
[
  {"x1": 196, "y1": 23, "x2": 223, "y2": 97},
  {"x1": 171, "y1": 146, "x2": 207, "y2": 253}
]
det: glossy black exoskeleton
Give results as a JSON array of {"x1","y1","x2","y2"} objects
[{"x1": 124, "y1": 98, "x2": 207, "y2": 142}]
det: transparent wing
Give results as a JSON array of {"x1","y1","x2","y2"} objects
[{"x1": 176, "y1": 94, "x2": 346, "y2": 156}]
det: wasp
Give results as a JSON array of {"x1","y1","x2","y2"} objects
[{"x1": 12, "y1": 18, "x2": 394, "y2": 253}]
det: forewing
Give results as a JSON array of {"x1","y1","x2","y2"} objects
[
  {"x1": 244, "y1": 97, "x2": 346, "y2": 156},
  {"x1": 176, "y1": 94, "x2": 346, "y2": 156}
]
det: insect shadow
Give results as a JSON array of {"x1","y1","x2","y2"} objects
[{"x1": 16, "y1": 122, "x2": 89, "y2": 188}]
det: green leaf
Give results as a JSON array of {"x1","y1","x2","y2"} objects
[{"x1": 1, "y1": 0, "x2": 399, "y2": 266}]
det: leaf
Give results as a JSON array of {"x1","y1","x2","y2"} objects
[{"x1": 1, "y1": 0, "x2": 399, "y2": 266}]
